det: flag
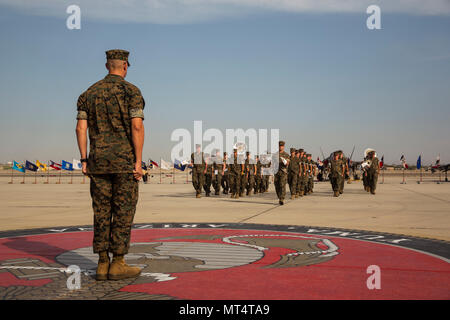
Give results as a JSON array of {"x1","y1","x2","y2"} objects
[
  {"x1": 50, "y1": 161, "x2": 62, "y2": 170},
  {"x1": 400, "y1": 155, "x2": 408, "y2": 169},
  {"x1": 25, "y1": 160, "x2": 38, "y2": 172},
  {"x1": 12, "y1": 161, "x2": 25, "y2": 173},
  {"x1": 417, "y1": 155, "x2": 422, "y2": 170},
  {"x1": 174, "y1": 159, "x2": 187, "y2": 171},
  {"x1": 150, "y1": 159, "x2": 159, "y2": 168},
  {"x1": 380, "y1": 155, "x2": 384, "y2": 168},
  {"x1": 36, "y1": 160, "x2": 48, "y2": 172},
  {"x1": 61, "y1": 160, "x2": 74, "y2": 171},
  {"x1": 73, "y1": 159, "x2": 82, "y2": 170},
  {"x1": 160, "y1": 159, "x2": 172, "y2": 170}
]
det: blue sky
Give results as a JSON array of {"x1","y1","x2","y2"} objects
[{"x1": 0, "y1": 1, "x2": 449, "y2": 165}]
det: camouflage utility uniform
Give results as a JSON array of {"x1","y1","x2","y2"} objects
[
  {"x1": 274, "y1": 147, "x2": 290, "y2": 203},
  {"x1": 212, "y1": 154, "x2": 224, "y2": 195},
  {"x1": 77, "y1": 73, "x2": 145, "y2": 255},
  {"x1": 191, "y1": 151, "x2": 206, "y2": 196},
  {"x1": 329, "y1": 155, "x2": 344, "y2": 197},
  {"x1": 203, "y1": 158, "x2": 213, "y2": 196},
  {"x1": 288, "y1": 149, "x2": 299, "y2": 199},
  {"x1": 254, "y1": 158, "x2": 262, "y2": 194},
  {"x1": 227, "y1": 152, "x2": 242, "y2": 198}
]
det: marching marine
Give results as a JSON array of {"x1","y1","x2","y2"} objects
[
  {"x1": 212, "y1": 149, "x2": 225, "y2": 195},
  {"x1": 221, "y1": 152, "x2": 229, "y2": 194},
  {"x1": 191, "y1": 144, "x2": 207, "y2": 198},
  {"x1": 274, "y1": 141, "x2": 290, "y2": 205},
  {"x1": 228, "y1": 148, "x2": 244, "y2": 199},
  {"x1": 329, "y1": 151, "x2": 345, "y2": 197},
  {"x1": 288, "y1": 148, "x2": 299, "y2": 200},
  {"x1": 203, "y1": 153, "x2": 213, "y2": 197}
]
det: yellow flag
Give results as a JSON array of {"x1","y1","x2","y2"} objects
[{"x1": 36, "y1": 160, "x2": 48, "y2": 172}]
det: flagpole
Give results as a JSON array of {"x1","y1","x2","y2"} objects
[
  {"x1": 401, "y1": 167, "x2": 406, "y2": 184},
  {"x1": 381, "y1": 168, "x2": 384, "y2": 184},
  {"x1": 160, "y1": 157, "x2": 162, "y2": 184},
  {"x1": 57, "y1": 161, "x2": 61, "y2": 184},
  {"x1": 8, "y1": 162, "x2": 13, "y2": 184},
  {"x1": 21, "y1": 160, "x2": 25, "y2": 184},
  {"x1": 69, "y1": 169, "x2": 73, "y2": 184},
  {"x1": 186, "y1": 168, "x2": 189, "y2": 184},
  {"x1": 34, "y1": 161, "x2": 37, "y2": 184},
  {"x1": 45, "y1": 161, "x2": 49, "y2": 184}
]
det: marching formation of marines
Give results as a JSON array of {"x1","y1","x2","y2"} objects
[
  {"x1": 189, "y1": 142, "x2": 381, "y2": 202},
  {"x1": 189, "y1": 141, "x2": 346, "y2": 204}
]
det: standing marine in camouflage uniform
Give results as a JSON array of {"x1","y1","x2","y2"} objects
[
  {"x1": 305, "y1": 154, "x2": 315, "y2": 194},
  {"x1": 228, "y1": 148, "x2": 243, "y2": 199},
  {"x1": 221, "y1": 152, "x2": 229, "y2": 194},
  {"x1": 76, "y1": 49, "x2": 144, "y2": 281},
  {"x1": 245, "y1": 152, "x2": 256, "y2": 196},
  {"x1": 288, "y1": 148, "x2": 299, "y2": 200},
  {"x1": 254, "y1": 155, "x2": 262, "y2": 194},
  {"x1": 274, "y1": 141, "x2": 290, "y2": 205},
  {"x1": 261, "y1": 153, "x2": 271, "y2": 193},
  {"x1": 203, "y1": 154, "x2": 213, "y2": 197},
  {"x1": 212, "y1": 149, "x2": 225, "y2": 195},
  {"x1": 190, "y1": 144, "x2": 207, "y2": 198},
  {"x1": 329, "y1": 151, "x2": 345, "y2": 197}
]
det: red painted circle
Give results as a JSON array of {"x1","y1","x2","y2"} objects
[{"x1": 0, "y1": 228, "x2": 449, "y2": 299}]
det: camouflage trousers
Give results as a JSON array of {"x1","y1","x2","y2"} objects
[
  {"x1": 262, "y1": 175, "x2": 270, "y2": 192},
  {"x1": 367, "y1": 171, "x2": 378, "y2": 192},
  {"x1": 308, "y1": 176, "x2": 315, "y2": 192},
  {"x1": 212, "y1": 173, "x2": 222, "y2": 194},
  {"x1": 192, "y1": 169, "x2": 205, "y2": 194},
  {"x1": 297, "y1": 175, "x2": 306, "y2": 194},
  {"x1": 240, "y1": 175, "x2": 248, "y2": 195},
  {"x1": 246, "y1": 175, "x2": 255, "y2": 194},
  {"x1": 254, "y1": 175, "x2": 262, "y2": 193},
  {"x1": 330, "y1": 174, "x2": 343, "y2": 192},
  {"x1": 362, "y1": 172, "x2": 369, "y2": 188},
  {"x1": 228, "y1": 174, "x2": 241, "y2": 196},
  {"x1": 90, "y1": 173, "x2": 138, "y2": 255},
  {"x1": 203, "y1": 173, "x2": 212, "y2": 194},
  {"x1": 274, "y1": 172, "x2": 287, "y2": 201},
  {"x1": 221, "y1": 174, "x2": 229, "y2": 193},
  {"x1": 339, "y1": 176, "x2": 345, "y2": 193},
  {"x1": 288, "y1": 172, "x2": 298, "y2": 196}
]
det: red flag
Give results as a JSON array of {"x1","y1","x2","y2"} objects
[
  {"x1": 50, "y1": 160, "x2": 62, "y2": 170},
  {"x1": 380, "y1": 155, "x2": 384, "y2": 168},
  {"x1": 150, "y1": 160, "x2": 159, "y2": 168}
]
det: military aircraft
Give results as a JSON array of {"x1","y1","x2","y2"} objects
[{"x1": 431, "y1": 163, "x2": 449, "y2": 182}]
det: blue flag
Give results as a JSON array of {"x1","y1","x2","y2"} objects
[
  {"x1": 12, "y1": 161, "x2": 25, "y2": 173},
  {"x1": 25, "y1": 160, "x2": 38, "y2": 172},
  {"x1": 417, "y1": 155, "x2": 422, "y2": 170},
  {"x1": 174, "y1": 159, "x2": 186, "y2": 171},
  {"x1": 62, "y1": 160, "x2": 74, "y2": 171}
]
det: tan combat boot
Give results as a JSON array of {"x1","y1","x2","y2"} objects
[
  {"x1": 96, "y1": 251, "x2": 110, "y2": 281},
  {"x1": 108, "y1": 254, "x2": 141, "y2": 280},
  {"x1": 291, "y1": 195, "x2": 295, "y2": 200},
  {"x1": 333, "y1": 191, "x2": 339, "y2": 197}
]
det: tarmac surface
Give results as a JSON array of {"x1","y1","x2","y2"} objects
[{"x1": 0, "y1": 174, "x2": 449, "y2": 299}]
